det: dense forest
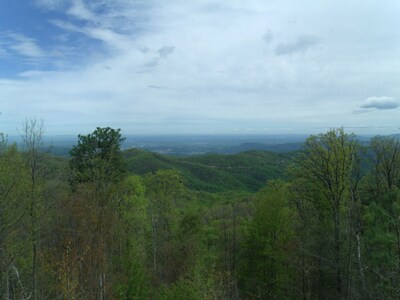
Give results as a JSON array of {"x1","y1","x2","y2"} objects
[{"x1": 1, "y1": 119, "x2": 400, "y2": 299}]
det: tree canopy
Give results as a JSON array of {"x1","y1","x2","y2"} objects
[
  {"x1": 69, "y1": 127, "x2": 126, "y2": 185},
  {"x1": 2, "y1": 124, "x2": 400, "y2": 299}
]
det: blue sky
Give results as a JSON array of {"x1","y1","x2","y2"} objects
[{"x1": 1, "y1": 0, "x2": 400, "y2": 135}]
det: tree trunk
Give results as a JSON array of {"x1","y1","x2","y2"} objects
[
  {"x1": 333, "y1": 207, "x2": 341, "y2": 298},
  {"x1": 355, "y1": 233, "x2": 367, "y2": 298}
]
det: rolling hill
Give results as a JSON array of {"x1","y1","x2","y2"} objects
[{"x1": 123, "y1": 148, "x2": 297, "y2": 193}]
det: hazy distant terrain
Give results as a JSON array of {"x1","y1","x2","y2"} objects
[
  {"x1": 7, "y1": 134, "x2": 308, "y2": 156},
  {"x1": 7, "y1": 133, "x2": 381, "y2": 157}
]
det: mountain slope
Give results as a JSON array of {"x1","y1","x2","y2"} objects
[{"x1": 124, "y1": 148, "x2": 297, "y2": 192}]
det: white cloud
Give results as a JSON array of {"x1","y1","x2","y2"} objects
[
  {"x1": 50, "y1": 20, "x2": 133, "y2": 51},
  {"x1": 360, "y1": 97, "x2": 399, "y2": 110},
  {"x1": 67, "y1": 0, "x2": 97, "y2": 21},
  {"x1": 6, "y1": 33, "x2": 46, "y2": 59}
]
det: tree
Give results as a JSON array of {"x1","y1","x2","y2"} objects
[
  {"x1": 370, "y1": 136, "x2": 400, "y2": 193},
  {"x1": 240, "y1": 180, "x2": 295, "y2": 299},
  {"x1": 114, "y1": 175, "x2": 150, "y2": 299},
  {"x1": 291, "y1": 128, "x2": 360, "y2": 298},
  {"x1": 362, "y1": 136, "x2": 400, "y2": 297},
  {"x1": 0, "y1": 139, "x2": 30, "y2": 299},
  {"x1": 145, "y1": 170, "x2": 184, "y2": 285},
  {"x1": 20, "y1": 118, "x2": 47, "y2": 300},
  {"x1": 68, "y1": 127, "x2": 126, "y2": 299},
  {"x1": 69, "y1": 127, "x2": 126, "y2": 189}
]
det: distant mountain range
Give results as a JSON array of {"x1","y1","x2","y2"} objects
[{"x1": 5, "y1": 133, "x2": 398, "y2": 157}]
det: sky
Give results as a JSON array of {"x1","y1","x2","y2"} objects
[{"x1": 0, "y1": 0, "x2": 400, "y2": 135}]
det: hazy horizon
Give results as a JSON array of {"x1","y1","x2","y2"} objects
[{"x1": 4, "y1": 130, "x2": 397, "y2": 140}]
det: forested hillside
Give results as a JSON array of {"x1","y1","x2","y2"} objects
[
  {"x1": 1, "y1": 122, "x2": 400, "y2": 299},
  {"x1": 124, "y1": 149, "x2": 295, "y2": 192}
]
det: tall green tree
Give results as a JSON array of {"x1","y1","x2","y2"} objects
[
  {"x1": 69, "y1": 127, "x2": 126, "y2": 189},
  {"x1": 291, "y1": 128, "x2": 360, "y2": 298},
  {"x1": 68, "y1": 127, "x2": 127, "y2": 299},
  {"x1": 240, "y1": 180, "x2": 295, "y2": 299},
  {"x1": 370, "y1": 136, "x2": 400, "y2": 193},
  {"x1": 114, "y1": 175, "x2": 150, "y2": 299},
  {"x1": 362, "y1": 135, "x2": 400, "y2": 297},
  {"x1": 145, "y1": 170, "x2": 184, "y2": 285}
]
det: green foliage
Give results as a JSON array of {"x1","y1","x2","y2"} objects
[
  {"x1": 69, "y1": 127, "x2": 126, "y2": 185},
  {"x1": 125, "y1": 148, "x2": 293, "y2": 192},
  {"x1": 363, "y1": 189, "x2": 400, "y2": 297},
  {"x1": 114, "y1": 175, "x2": 150, "y2": 299},
  {"x1": 156, "y1": 279, "x2": 200, "y2": 300},
  {"x1": 293, "y1": 128, "x2": 359, "y2": 199},
  {"x1": 0, "y1": 132, "x2": 5, "y2": 152},
  {"x1": 289, "y1": 128, "x2": 363, "y2": 299},
  {"x1": 144, "y1": 170, "x2": 184, "y2": 284},
  {"x1": 0, "y1": 142, "x2": 29, "y2": 248},
  {"x1": 145, "y1": 169, "x2": 184, "y2": 202},
  {"x1": 370, "y1": 135, "x2": 400, "y2": 192},
  {"x1": 4, "y1": 124, "x2": 400, "y2": 300},
  {"x1": 240, "y1": 180, "x2": 295, "y2": 299}
]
